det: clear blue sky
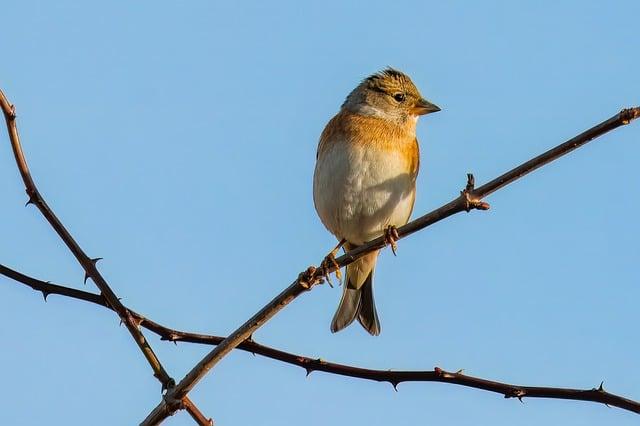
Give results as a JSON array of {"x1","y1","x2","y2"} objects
[{"x1": 1, "y1": 2, "x2": 638, "y2": 425}]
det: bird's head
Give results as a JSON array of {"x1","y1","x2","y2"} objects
[{"x1": 342, "y1": 68, "x2": 440, "y2": 122}]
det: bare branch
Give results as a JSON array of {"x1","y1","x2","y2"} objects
[
  {"x1": 0, "y1": 89, "x2": 210, "y2": 424},
  {"x1": 2, "y1": 264, "x2": 638, "y2": 415},
  {"x1": 3, "y1": 85, "x2": 638, "y2": 424},
  {"x1": 141, "y1": 106, "x2": 639, "y2": 424},
  {"x1": 182, "y1": 398, "x2": 213, "y2": 426}
]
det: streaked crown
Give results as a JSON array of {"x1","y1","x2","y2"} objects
[
  {"x1": 363, "y1": 68, "x2": 421, "y2": 100},
  {"x1": 342, "y1": 68, "x2": 440, "y2": 122}
]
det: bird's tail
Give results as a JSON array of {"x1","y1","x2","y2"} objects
[{"x1": 330, "y1": 249, "x2": 381, "y2": 336}]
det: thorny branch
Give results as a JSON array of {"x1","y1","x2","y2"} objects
[
  {"x1": 2, "y1": 264, "x2": 639, "y2": 414},
  {"x1": 0, "y1": 89, "x2": 212, "y2": 426},
  {"x1": 140, "y1": 106, "x2": 639, "y2": 423},
  {"x1": 1, "y1": 84, "x2": 638, "y2": 424}
]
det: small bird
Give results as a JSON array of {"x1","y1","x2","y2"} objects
[{"x1": 313, "y1": 68, "x2": 440, "y2": 335}]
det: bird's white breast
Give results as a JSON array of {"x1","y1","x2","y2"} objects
[{"x1": 313, "y1": 140, "x2": 416, "y2": 245}]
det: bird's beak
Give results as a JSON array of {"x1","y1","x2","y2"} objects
[{"x1": 412, "y1": 98, "x2": 441, "y2": 115}]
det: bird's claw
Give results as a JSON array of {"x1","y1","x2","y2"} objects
[
  {"x1": 384, "y1": 225, "x2": 400, "y2": 256},
  {"x1": 320, "y1": 253, "x2": 342, "y2": 287}
]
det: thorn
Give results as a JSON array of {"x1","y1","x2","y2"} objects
[
  {"x1": 165, "y1": 378, "x2": 176, "y2": 391},
  {"x1": 455, "y1": 369, "x2": 464, "y2": 375},
  {"x1": 83, "y1": 258, "x2": 102, "y2": 284},
  {"x1": 164, "y1": 333, "x2": 179, "y2": 345},
  {"x1": 598, "y1": 381, "x2": 605, "y2": 392},
  {"x1": 24, "y1": 189, "x2": 38, "y2": 206},
  {"x1": 507, "y1": 388, "x2": 526, "y2": 401},
  {"x1": 605, "y1": 403, "x2": 611, "y2": 408},
  {"x1": 305, "y1": 368, "x2": 313, "y2": 377},
  {"x1": 466, "y1": 173, "x2": 475, "y2": 190},
  {"x1": 41, "y1": 291, "x2": 49, "y2": 301},
  {"x1": 119, "y1": 319, "x2": 124, "y2": 327},
  {"x1": 391, "y1": 381, "x2": 399, "y2": 392},
  {"x1": 460, "y1": 173, "x2": 490, "y2": 212}
]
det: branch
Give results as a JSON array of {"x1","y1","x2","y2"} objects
[
  {"x1": 3, "y1": 84, "x2": 638, "y2": 423},
  {"x1": 141, "y1": 106, "x2": 640, "y2": 424},
  {"x1": 0, "y1": 89, "x2": 211, "y2": 425},
  {"x1": 2, "y1": 264, "x2": 639, "y2": 415}
]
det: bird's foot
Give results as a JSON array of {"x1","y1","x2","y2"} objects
[
  {"x1": 320, "y1": 254, "x2": 341, "y2": 288},
  {"x1": 384, "y1": 225, "x2": 400, "y2": 256},
  {"x1": 320, "y1": 239, "x2": 346, "y2": 287}
]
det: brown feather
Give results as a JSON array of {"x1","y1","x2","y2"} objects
[{"x1": 317, "y1": 111, "x2": 419, "y2": 182}]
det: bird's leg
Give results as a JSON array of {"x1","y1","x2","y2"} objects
[
  {"x1": 384, "y1": 225, "x2": 400, "y2": 256},
  {"x1": 320, "y1": 238, "x2": 346, "y2": 287}
]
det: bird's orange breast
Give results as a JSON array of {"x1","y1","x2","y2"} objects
[{"x1": 317, "y1": 111, "x2": 419, "y2": 179}]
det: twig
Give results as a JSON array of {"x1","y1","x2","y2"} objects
[
  {"x1": 137, "y1": 107, "x2": 639, "y2": 424},
  {"x1": 2, "y1": 264, "x2": 638, "y2": 414},
  {"x1": 0, "y1": 89, "x2": 209, "y2": 425},
  {"x1": 3, "y1": 85, "x2": 638, "y2": 423}
]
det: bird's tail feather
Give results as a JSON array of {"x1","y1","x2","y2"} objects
[
  {"x1": 330, "y1": 249, "x2": 381, "y2": 336},
  {"x1": 357, "y1": 273, "x2": 380, "y2": 336},
  {"x1": 330, "y1": 286, "x2": 361, "y2": 333}
]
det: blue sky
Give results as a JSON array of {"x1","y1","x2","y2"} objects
[{"x1": 1, "y1": 1, "x2": 638, "y2": 425}]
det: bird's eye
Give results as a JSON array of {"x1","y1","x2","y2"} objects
[{"x1": 393, "y1": 93, "x2": 406, "y2": 102}]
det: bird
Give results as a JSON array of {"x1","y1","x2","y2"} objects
[{"x1": 313, "y1": 68, "x2": 440, "y2": 336}]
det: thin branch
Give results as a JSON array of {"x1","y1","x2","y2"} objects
[
  {"x1": 182, "y1": 399, "x2": 213, "y2": 426},
  {"x1": 0, "y1": 89, "x2": 209, "y2": 425},
  {"x1": 3, "y1": 85, "x2": 638, "y2": 423},
  {"x1": 2, "y1": 264, "x2": 639, "y2": 415},
  {"x1": 141, "y1": 106, "x2": 640, "y2": 424}
]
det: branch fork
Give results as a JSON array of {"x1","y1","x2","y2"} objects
[{"x1": 0, "y1": 89, "x2": 212, "y2": 425}]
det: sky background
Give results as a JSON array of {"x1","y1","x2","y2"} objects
[{"x1": 1, "y1": 1, "x2": 638, "y2": 425}]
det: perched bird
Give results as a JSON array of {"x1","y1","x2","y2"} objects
[{"x1": 313, "y1": 68, "x2": 440, "y2": 335}]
